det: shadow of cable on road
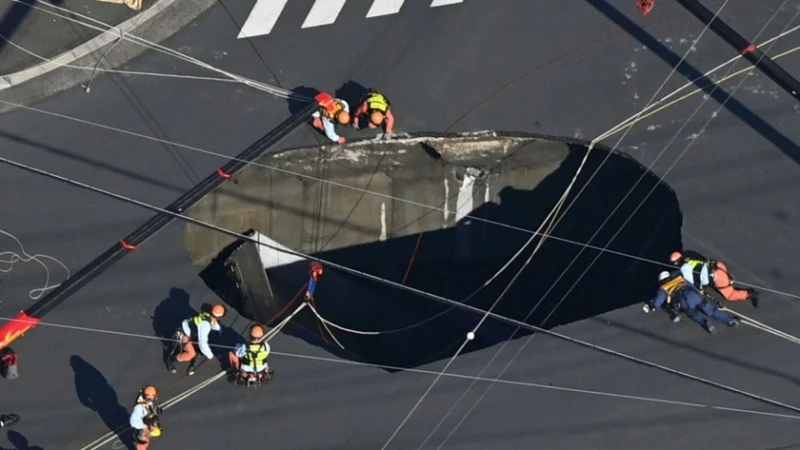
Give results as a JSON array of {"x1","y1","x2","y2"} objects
[
  {"x1": 586, "y1": 0, "x2": 800, "y2": 164},
  {"x1": 0, "y1": 0, "x2": 65, "y2": 62},
  {"x1": 594, "y1": 316, "x2": 800, "y2": 386}
]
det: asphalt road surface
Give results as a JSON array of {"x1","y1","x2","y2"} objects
[{"x1": 2, "y1": 0, "x2": 800, "y2": 449}]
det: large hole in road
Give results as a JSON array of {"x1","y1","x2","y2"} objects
[{"x1": 182, "y1": 132, "x2": 683, "y2": 371}]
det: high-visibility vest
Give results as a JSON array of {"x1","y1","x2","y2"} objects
[
  {"x1": 314, "y1": 92, "x2": 344, "y2": 120},
  {"x1": 365, "y1": 92, "x2": 390, "y2": 113},
  {"x1": 242, "y1": 343, "x2": 269, "y2": 367}
]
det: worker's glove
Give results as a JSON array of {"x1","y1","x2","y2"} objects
[
  {"x1": 642, "y1": 304, "x2": 654, "y2": 314},
  {"x1": 155, "y1": 406, "x2": 164, "y2": 415},
  {"x1": 381, "y1": 133, "x2": 394, "y2": 140}
]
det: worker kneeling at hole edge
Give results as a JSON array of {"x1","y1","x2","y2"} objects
[
  {"x1": 353, "y1": 92, "x2": 394, "y2": 136},
  {"x1": 644, "y1": 270, "x2": 740, "y2": 334},
  {"x1": 130, "y1": 385, "x2": 163, "y2": 450},
  {"x1": 670, "y1": 251, "x2": 759, "y2": 308},
  {"x1": 166, "y1": 304, "x2": 226, "y2": 375},
  {"x1": 228, "y1": 324, "x2": 274, "y2": 387},
  {"x1": 313, "y1": 91, "x2": 350, "y2": 144}
]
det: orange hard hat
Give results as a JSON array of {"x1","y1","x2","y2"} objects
[
  {"x1": 669, "y1": 251, "x2": 682, "y2": 263},
  {"x1": 369, "y1": 111, "x2": 385, "y2": 126},
  {"x1": 250, "y1": 325, "x2": 265, "y2": 339},
  {"x1": 143, "y1": 385, "x2": 157, "y2": 398},
  {"x1": 336, "y1": 110, "x2": 351, "y2": 125},
  {"x1": 211, "y1": 304, "x2": 227, "y2": 319}
]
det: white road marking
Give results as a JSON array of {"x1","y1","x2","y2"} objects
[
  {"x1": 430, "y1": 0, "x2": 463, "y2": 7},
  {"x1": 302, "y1": 0, "x2": 349, "y2": 29},
  {"x1": 237, "y1": 0, "x2": 289, "y2": 39},
  {"x1": 366, "y1": 0, "x2": 405, "y2": 18}
]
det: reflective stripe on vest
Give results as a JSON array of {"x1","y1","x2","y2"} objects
[
  {"x1": 366, "y1": 93, "x2": 389, "y2": 113},
  {"x1": 243, "y1": 343, "x2": 269, "y2": 367},
  {"x1": 314, "y1": 92, "x2": 343, "y2": 120},
  {"x1": 192, "y1": 312, "x2": 211, "y2": 327},
  {"x1": 660, "y1": 276, "x2": 686, "y2": 304}
]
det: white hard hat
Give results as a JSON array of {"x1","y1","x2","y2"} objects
[{"x1": 658, "y1": 271, "x2": 670, "y2": 281}]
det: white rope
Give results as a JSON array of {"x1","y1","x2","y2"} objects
[
  {"x1": 417, "y1": 1, "x2": 744, "y2": 446},
  {"x1": 0, "y1": 35, "x2": 238, "y2": 83},
  {"x1": 0, "y1": 228, "x2": 70, "y2": 300},
  {"x1": 7, "y1": 155, "x2": 800, "y2": 420},
  {"x1": 306, "y1": 303, "x2": 379, "y2": 335},
  {"x1": 725, "y1": 306, "x2": 800, "y2": 345},
  {"x1": 11, "y1": 0, "x2": 303, "y2": 101},
  {"x1": 434, "y1": 6, "x2": 800, "y2": 448},
  {"x1": 2, "y1": 85, "x2": 800, "y2": 301},
  {"x1": 77, "y1": 302, "x2": 307, "y2": 450},
  {"x1": 0, "y1": 308, "x2": 793, "y2": 423}
]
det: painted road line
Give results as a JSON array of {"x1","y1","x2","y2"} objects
[
  {"x1": 366, "y1": 0, "x2": 405, "y2": 18},
  {"x1": 430, "y1": 0, "x2": 463, "y2": 7},
  {"x1": 302, "y1": 0, "x2": 348, "y2": 29},
  {"x1": 237, "y1": 0, "x2": 288, "y2": 39}
]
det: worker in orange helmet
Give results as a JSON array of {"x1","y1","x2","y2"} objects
[
  {"x1": 669, "y1": 251, "x2": 759, "y2": 308},
  {"x1": 130, "y1": 385, "x2": 163, "y2": 450},
  {"x1": 312, "y1": 91, "x2": 351, "y2": 144},
  {"x1": 228, "y1": 324, "x2": 273, "y2": 386},
  {"x1": 353, "y1": 91, "x2": 395, "y2": 136},
  {"x1": 166, "y1": 304, "x2": 227, "y2": 375}
]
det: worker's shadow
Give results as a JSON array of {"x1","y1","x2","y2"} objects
[
  {"x1": 335, "y1": 80, "x2": 378, "y2": 132},
  {"x1": 151, "y1": 288, "x2": 197, "y2": 364},
  {"x1": 3, "y1": 430, "x2": 43, "y2": 450},
  {"x1": 70, "y1": 356, "x2": 133, "y2": 450},
  {"x1": 287, "y1": 86, "x2": 319, "y2": 116}
]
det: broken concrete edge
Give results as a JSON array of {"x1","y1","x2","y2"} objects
[
  {"x1": 275, "y1": 130, "x2": 664, "y2": 184},
  {"x1": 182, "y1": 130, "x2": 678, "y2": 266},
  {"x1": 0, "y1": 0, "x2": 218, "y2": 115}
]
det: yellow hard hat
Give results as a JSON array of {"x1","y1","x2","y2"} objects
[{"x1": 150, "y1": 427, "x2": 162, "y2": 438}]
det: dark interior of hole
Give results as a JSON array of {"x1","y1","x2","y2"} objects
[{"x1": 199, "y1": 142, "x2": 684, "y2": 372}]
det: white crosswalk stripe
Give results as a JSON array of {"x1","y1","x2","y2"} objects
[
  {"x1": 238, "y1": 0, "x2": 465, "y2": 39},
  {"x1": 302, "y1": 0, "x2": 349, "y2": 29},
  {"x1": 366, "y1": 0, "x2": 405, "y2": 18}
]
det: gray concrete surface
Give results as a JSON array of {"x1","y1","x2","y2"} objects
[
  {"x1": 0, "y1": 0, "x2": 800, "y2": 448},
  {"x1": 0, "y1": 0, "x2": 218, "y2": 113},
  {"x1": 0, "y1": 0, "x2": 140, "y2": 75}
]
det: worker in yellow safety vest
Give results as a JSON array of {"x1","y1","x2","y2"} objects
[
  {"x1": 166, "y1": 304, "x2": 227, "y2": 375},
  {"x1": 228, "y1": 324, "x2": 273, "y2": 386},
  {"x1": 353, "y1": 92, "x2": 395, "y2": 135}
]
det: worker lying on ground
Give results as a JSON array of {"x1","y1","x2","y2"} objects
[
  {"x1": 228, "y1": 324, "x2": 273, "y2": 386},
  {"x1": 644, "y1": 271, "x2": 740, "y2": 334},
  {"x1": 166, "y1": 304, "x2": 226, "y2": 375},
  {"x1": 313, "y1": 91, "x2": 350, "y2": 144},
  {"x1": 352, "y1": 91, "x2": 394, "y2": 135},
  {"x1": 670, "y1": 250, "x2": 759, "y2": 308},
  {"x1": 130, "y1": 385, "x2": 163, "y2": 450},
  {"x1": 0, "y1": 414, "x2": 19, "y2": 428}
]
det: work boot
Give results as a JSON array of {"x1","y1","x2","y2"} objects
[
  {"x1": 0, "y1": 414, "x2": 20, "y2": 428},
  {"x1": 166, "y1": 356, "x2": 177, "y2": 374},
  {"x1": 186, "y1": 358, "x2": 197, "y2": 376},
  {"x1": 728, "y1": 318, "x2": 740, "y2": 328},
  {"x1": 703, "y1": 323, "x2": 716, "y2": 334}
]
